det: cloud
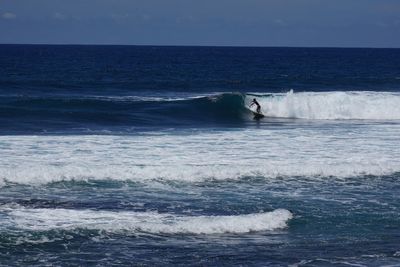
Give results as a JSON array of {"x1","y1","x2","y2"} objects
[
  {"x1": 110, "y1": 13, "x2": 130, "y2": 21},
  {"x1": 176, "y1": 15, "x2": 195, "y2": 24},
  {"x1": 53, "y1": 12, "x2": 67, "y2": 20},
  {"x1": 273, "y1": 19, "x2": 287, "y2": 26},
  {"x1": 375, "y1": 21, "x2": 388, "y2": 28},
  {"x1": 2, "y1": 12, "x2": 16, "y2": 19},
  {"x1": 141, "y1": 14, "x2": 151, "y2": 21}
]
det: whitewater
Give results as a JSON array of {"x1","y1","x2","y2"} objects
[
  {"x1": 1, "y1": 205, "x2": 292, "y2": 234},
  {"x1": 1, "y1": 122, "x2": 400, "y2": 186},
  {"x1": 245, "y1": 90, "x2": 400, "y2": 120}
]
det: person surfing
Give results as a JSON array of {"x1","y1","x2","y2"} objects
[{"x1": 250, "y1": 98, "x2": 261, "y2": 114}]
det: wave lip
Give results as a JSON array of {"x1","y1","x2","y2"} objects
[
  {"x1": 6, "y1": 207, "x2": 292, "y2": 234},
  {"x1": 247, "y1": 90, "x2": 400, "y2": 120}
]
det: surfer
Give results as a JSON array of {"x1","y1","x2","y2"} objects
[{"x1": 250, "y1": 98, "x2": 261, "y2": 114}]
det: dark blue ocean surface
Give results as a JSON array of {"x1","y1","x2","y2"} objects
[
  {"x1": 1, "y1": 45, "x2": 400, "y2": 133},
  {"x1": 1, "y1": 45, "x2": 400, "y2": 266}
]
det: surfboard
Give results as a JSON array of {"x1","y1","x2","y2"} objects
[{"x1": 252, "y1": 111, "x2": 265, "y2": 119}]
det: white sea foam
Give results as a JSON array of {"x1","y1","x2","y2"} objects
[
  {"x1": 0, "y1": 124, "x2": 400, "y2": 185},
  {"x1": 4, "y1": 207, "x2": 292, "y2": 234},
  {"x1": 246, "y1": 91, "x2": 400, "y2": 120}
]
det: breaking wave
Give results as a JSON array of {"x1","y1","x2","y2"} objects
[
  {"x1": 2, "y1": 206, "x2": 292, "y2": 234},
  {"x1": 246, "y1": 90, "x2": 400, "y2": 120},
  {"x1": 2, "y1": 90, "x2": 400, "y2": 133}
]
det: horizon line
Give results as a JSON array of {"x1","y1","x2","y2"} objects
[{"x1": 1, "y1": 42, "x2": 399, "y2": 49}]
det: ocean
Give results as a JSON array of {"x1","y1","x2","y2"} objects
[{"x1": 1, "y1": 44, "x2": 400, "y2": 266}]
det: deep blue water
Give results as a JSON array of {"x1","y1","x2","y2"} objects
[
  {"x1": 1, "y1": 45, "x2": 400, "y2": 266},
  {"x1": 1, "y1": 45, "x2": 400, "y2": 134}
]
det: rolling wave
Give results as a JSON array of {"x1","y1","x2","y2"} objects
[
  {"x1": 2, "y1": 205, "x2": 292, "y2": 234},
  {"x1": 0, "y1": 93, "x2": 246, "y2": 132},
  {"x1": 2, "y1": 90, "x2": 400, "y2": 133}
]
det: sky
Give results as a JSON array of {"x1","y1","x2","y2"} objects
[{"x1": 0, "y1": 0, "x2": 400, "y2": 47}]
